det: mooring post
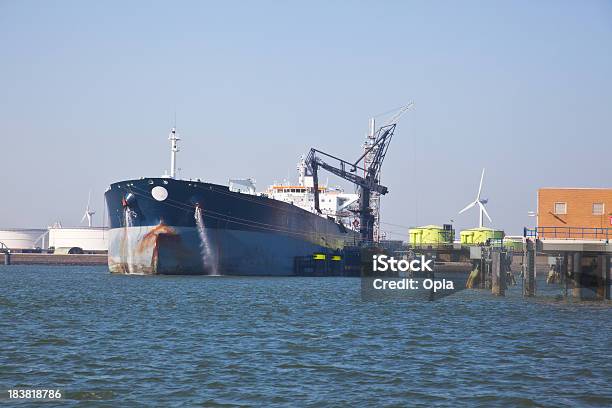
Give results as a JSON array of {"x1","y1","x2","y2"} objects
[
  {"x1": 491, "y1": 250, "x2": 505, "y2": 296},
  {"x1": 597, "y1": 254, "x2": 606, "y2": 301},
  {"x1": 524, "y1": 239, "x2": 535, "y2": 297},
  {"x1": 606, "y1": 255, "x2": 611, "y2": 301},
  {"x1": 562, "y1": 253, "x2": 569, "y2": 298},
  {"x1": 483, "y1": 247, "x2": 492, "y2": 289},
  {"x1": 572, "y1": 252, "x2": 601, "y2": 301},
  {"x1": 572, "y1": 252, "x2": 583, "y2": 300},
  {"x1": 579, "y1": 254, "x2": 601, "y2": 301},
  {"x1": 480, "y1": 254, "x2": 485, "y2": 289},
  {"x1": 428, "y1": 253, "x2": 435, "y2": 301},
  {"x1": 4, "y1": 250, "x2": 11, "y2": 265}
]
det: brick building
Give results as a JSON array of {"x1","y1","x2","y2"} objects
[{"x1": 537, "y1": 188, "x2": 612, "y2": 239}]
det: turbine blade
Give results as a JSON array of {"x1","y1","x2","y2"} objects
[
  {"x1": 479, "y1": 202, "x2": 492, "y2": 222},
  {"x1": 81, "y1": 213, "x2": 87, "y2": 223},
  {"x1": 476, "y1": 168, "x2": 485, "y2": 200},
  {"x1": 459, "y1": 201, "x2": 476, "y2": 214}
]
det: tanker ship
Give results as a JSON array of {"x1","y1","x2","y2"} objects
[{"x1": 104, "y1": 128, "x2": 361, "y2": 275}]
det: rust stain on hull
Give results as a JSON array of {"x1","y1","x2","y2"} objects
[
  {"x1": 111, "y1": 222, "x2": 198, "y2": 275},
  {"x1": 136, "y1": 223, "x2": 178, "y2": 254},
  {"x1": 135, "y1": 223, "x2": 178, "y2": 275}
]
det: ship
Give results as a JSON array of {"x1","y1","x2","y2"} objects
[{"x1": 104, "y1": 128, "x2": 362, "y2": 275}]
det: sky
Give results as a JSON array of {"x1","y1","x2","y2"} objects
[{"x1": 1, "y1": 0, "x2": 611, "y2": 238}]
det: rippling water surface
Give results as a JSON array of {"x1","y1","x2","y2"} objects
[{"x1": 1, "y1": 265, "x2": 611, "y2": 407}]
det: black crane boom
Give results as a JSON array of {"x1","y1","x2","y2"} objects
[{"x1": 305, "y1": 123, "x2": 398, "y2": 243}]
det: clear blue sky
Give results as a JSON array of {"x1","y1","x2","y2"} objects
[{"x1": 1, "y1": 0, "x2": 611, "y2": 237}]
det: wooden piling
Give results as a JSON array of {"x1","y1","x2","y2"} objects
[
  {"x1": 572, "y1": 252, "x2": 582, "y2": 299},
  {"x1": 571, "y1": 252, "x2": 604, "y2": 301},
  {"x1": 598, "y1": 254, "x2": 607, "y2": 300},
  {"x1": 562, "y1": 253, "x2": 569, "y2": 298},
  {"x1": 523, "y1": 239, "x2": 535, "y2": 297},
  {"x1": 491, "y1": 251, "x2": 505, "y2": 296},
  {"x1": 606, "y1": 255, "x2": 611, "y2": 301}
]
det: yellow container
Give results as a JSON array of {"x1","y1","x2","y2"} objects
[
  {"x1": 501, "y1": 238, "x2": 522, "y2": 251},
  {"x1": 460, "y1": 230, "x2": 474, "y2": 245},
  {"x1": 460, "y1": 227, "x2": 504, "y2": 245},
  {"x1": 409, "y1": 225, "x2": 453, "y2": 246}
]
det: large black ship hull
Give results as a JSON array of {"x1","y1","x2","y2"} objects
[{"x1": 104, "y1": 178, "x2": 360, "y2": 275}]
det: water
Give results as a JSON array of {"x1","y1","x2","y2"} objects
[
  {"x1": 1, "y1": 265, "x2": 611, "y2": 407},
  {"x1": 194, "y1": 206, "x2": 218, "y2": 276}
]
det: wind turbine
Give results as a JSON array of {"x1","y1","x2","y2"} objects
[
  {"x1": 458, "y1": 168, "x2": 491, "y2": 228},
  {"x1": 81, "y1": 191, "x2": 96, "y2": 228}
]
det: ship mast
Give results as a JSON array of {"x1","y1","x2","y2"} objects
[{"x1": 169, "y1": 127, "x2": 180, "y2": 179}]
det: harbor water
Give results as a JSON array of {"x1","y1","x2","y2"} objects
[{"x1": 1, "y1": 265, "x2": 611, "y2": 406}]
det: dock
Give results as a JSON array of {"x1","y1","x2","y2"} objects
[
  {"x1": 522, "y1": 231, "x2": 612, "y2": 301},
  {"x1": 0, "y1": 252, "x2": 107, "y2": 266}
]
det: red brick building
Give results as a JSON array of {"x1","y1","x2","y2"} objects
[{"x1": 537, "y1": 188, "x2": 612, "y2": 239}]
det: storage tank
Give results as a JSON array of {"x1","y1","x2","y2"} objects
[
  {"x1": 460, "y1": 227, "x2": 504, "y2": 245},
  {"x1": 48, "y1": 227, "x2": 108, "y2": 252},
  {"x1": 409, "y1": 225, "x2": 454, "y2": 246},
  {"x1": 0, "y1": 229, "x2": 48, "y2": 250}
]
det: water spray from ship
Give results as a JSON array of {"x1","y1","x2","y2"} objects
[
  {"x1": 122, "y1": 198, "x2": 135, "y2": 274},
  {"x1": 194, "y1": 204, "x2": 219, "y2": 276}
]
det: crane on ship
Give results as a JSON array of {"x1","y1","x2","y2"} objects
[{"x1": 305, "y1": 103, "x2": 414, "y2": 243}]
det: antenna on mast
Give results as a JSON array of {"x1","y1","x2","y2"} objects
[{"x1": 169, "y1": 127, "x2": 180, "y2": 179}]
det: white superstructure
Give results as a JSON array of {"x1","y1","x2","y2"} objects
[{"x1": 266, "y1": 157, "x2": 359, "y2": 228}]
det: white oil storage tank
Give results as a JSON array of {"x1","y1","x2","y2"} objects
[
  {"x1": 48, "y1": 227, "x2": 108, "y2": 252},
  {"x1": 0, "y1": 229, "x2": 48, "y2": 250}
]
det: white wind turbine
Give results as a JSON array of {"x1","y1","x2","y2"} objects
[
  {"x1": 458, "y1": 168, "x2": 491, "y2": 228},
  {"x1": 81, "y1": 191, "x2": 96, "y2": 228}
]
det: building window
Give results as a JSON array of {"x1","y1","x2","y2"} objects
[
  {"x1": 554, "y1": 202, "x2": 567, "y2": 215},
  {"x1": 593, "y1": 203, "x2": 604, "y2": 215}
]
